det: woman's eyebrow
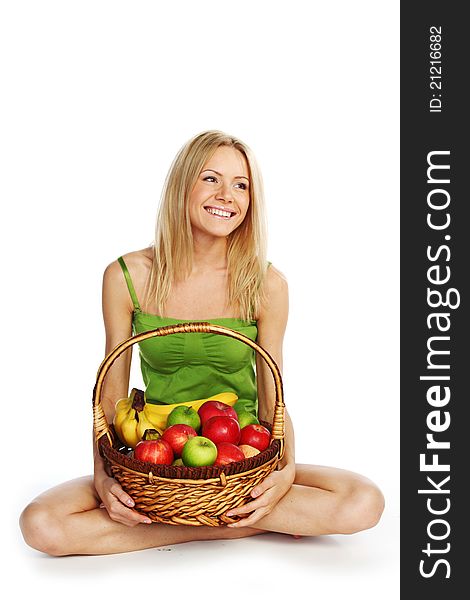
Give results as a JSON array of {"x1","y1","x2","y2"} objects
[{"x1": 201, "y1": 169, "x2": 249, "y2": 181}]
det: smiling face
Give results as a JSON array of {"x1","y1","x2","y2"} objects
[{"x1": 188, "y1": 145, "x2": 251, "y2": 240}]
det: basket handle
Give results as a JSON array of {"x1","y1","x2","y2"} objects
[{"x1": 92, "y1": 322, "x2": 285, "y2": 459}]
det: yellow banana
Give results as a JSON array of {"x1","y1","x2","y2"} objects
[
  {"x1": 137, "y1": 408, "x2": 163, "y2": 439},
  {"x1": 113, "y1": 397, "x2": 132, "y2": 441},
  {"x1": 113, "y1": 388, "x2": 147, "y2": 448},
  {"x1": 119, "y1": 410, "x2": 140, "y2": 448},
  {"x1": 203, "y1": 392, "x2": 238, "y2": 405}
]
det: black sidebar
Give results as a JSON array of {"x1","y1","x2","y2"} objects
[{"x1": 401, "y1": 1, "x2": 468, "y2": 597}]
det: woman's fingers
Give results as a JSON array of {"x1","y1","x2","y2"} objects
[
  {"x1": 106, "y1": 498, "x2": 152, "y2": 527},
  {"x1": 226, "y1": 484, "x2": 276, "y2": 517},
  {"x1": 229, "y1": 507, "x2": 269, "y2": 528},
  {"x1": 225, "y1": 492, "x2": 273, "y2": 524},
  {"x1": 226, "y1": 498, "x2": 261, "y2": 518},
  {"x1": 224, "y1": 484, "x2": 278, "y2": 527},
  {"x1": 110, "y1": 482, "x2": 135, "y2": 507},
  {"x1": 99, "y1": 481, "x2": 151, "y2": 526}
]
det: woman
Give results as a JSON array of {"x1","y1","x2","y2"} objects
[{"x1": 19, "y1": 130, "x2": 384, "y2": 556}]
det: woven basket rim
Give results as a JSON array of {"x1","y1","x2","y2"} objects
[
  {"x1": 99, "y1": 420, "x2": 281, "y2": 481},
  {"x1": 107, "y1": 451, "x2": 280, "y2": 485}
]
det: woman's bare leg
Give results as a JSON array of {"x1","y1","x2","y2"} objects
[
  {"x1": 19, "y1": 464, "x2": 384, "y2": 556},
  {"x1": 242, "y1": 464, "x2": 385, "y2": 537},
  {"x1": 19, "y1": 476, "x2": 265, "y2": 556}
]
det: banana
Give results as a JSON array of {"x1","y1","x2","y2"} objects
[
  {"x1": 113, "y1": 388, "x2": 146, "y2": 448},
  {"x1": 113, "y1": 397, "x2": 132, "y2": 441},
  {"x1": 137, "y1": 408, "x2": 163, "y2": 439},
  {"x1": 119, "y1": 409, "x2": 140, "y2": 448}
]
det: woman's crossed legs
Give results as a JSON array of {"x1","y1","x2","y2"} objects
[{"x1": 19, "y1": 464, "x2": 384, "y2": 556}]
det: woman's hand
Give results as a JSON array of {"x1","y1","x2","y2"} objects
[
  {"x1": 94, "y1": 473, "x2": 152, "y2": 527},
  {"x1": 224, "y1": 464, "x2": 295, "y2": 528}
]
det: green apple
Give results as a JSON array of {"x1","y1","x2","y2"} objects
[
  {"x1": 237, "y1": 411, "x2": 259, "y2": 429},
  {"x1": 167, "y1": 405, "x2": 201, "y2": 432},
  {"x1": 172, "y1": 458, "x2": 184, "y2": 466},
  {"x1": 181, "y1": 436, "x2": 217, "y2": 467}
]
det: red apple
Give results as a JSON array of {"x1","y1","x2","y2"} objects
[
  {"x1": 198, "y1": 400, "x2": 238, "y2": 427},
  {"x1": 215, "y1": 442, "x2": 245, "y2": 466},
  {"x1": 239, "y1": 424, "x2": 271, "y2": 452},
  {"x1": 134, "y1": 438, "x2": 174, "y2": 465},
  {"x1": 202, "y1": 415, "x2": 241, "y2": 445},
  {"x1": 162, "y1": 424, "x2": 198, "y2": 457}
]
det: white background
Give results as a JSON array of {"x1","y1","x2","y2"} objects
[{"x1": 1, "y1": 1, "x2": 399, "y2": 598}]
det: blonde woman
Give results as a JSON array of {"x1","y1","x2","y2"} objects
[{"x1": 19, "y1": 131, "x2": 384, "y2": 555}]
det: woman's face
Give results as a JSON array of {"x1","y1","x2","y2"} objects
[{"x1": 188, "y1": 146, "x2": 250, "y2": 240}]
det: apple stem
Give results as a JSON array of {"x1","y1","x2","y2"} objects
[{"x1": 142, "y1": 429, "x2": 161, "y2": 441}]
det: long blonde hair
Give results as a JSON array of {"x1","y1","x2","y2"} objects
[{"x1": 144, "y1": 130, "x2": 269, "y2": 322}]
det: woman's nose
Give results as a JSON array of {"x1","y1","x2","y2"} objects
[{"x1": 216, "y1": 182, "x2": 234, "y2": 202}]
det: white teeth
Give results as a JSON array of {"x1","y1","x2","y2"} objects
[{"x1": 205, "y1": 207, "x2": 233, "y2": 218}]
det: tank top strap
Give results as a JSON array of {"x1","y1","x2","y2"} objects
[{"x1": 117, "y1": 256, "x2": 141, "y2": 312}]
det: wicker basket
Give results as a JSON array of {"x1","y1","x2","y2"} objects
[{"x1": 93, "y1": 322, "x2": 285, "y2": 526}]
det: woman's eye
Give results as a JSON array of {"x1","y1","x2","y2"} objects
[{"x1": 202, "y1": 176, "x2": 247, "y2": 190}]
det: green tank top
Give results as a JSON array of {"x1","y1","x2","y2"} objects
[{"x1": 117, "y1": 257, "x2": 265, "y2": 417}]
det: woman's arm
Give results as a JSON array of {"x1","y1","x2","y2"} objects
[
  {"x1": 100, "y1": 259, "x2": 134, "y2": 421},
  {"x1": 255, "y1": 266, "x2": 295, "y2": 476},
  {"x1": 93, "y1": 258, "x2": 152, "y2": 526},
  {"x1": 225, "y1": 265, "x2": 295, "y2": 527}
]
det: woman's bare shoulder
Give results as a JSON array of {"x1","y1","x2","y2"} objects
[
  {"x1": 117, "y1": 246, "x2": 153, "y2": 268},
  {"x1": 104, "y1": 246, "x2": 153, "y2": 279},
  {"x1": 257, "y1": 263, "x2": 288, "y2": 322},
  {"x1": 102, "y1": 247, "x2": 153, "y2": 308},
  {"x1": 264, "y1": 263, "x2": 288, "y2": 299}
]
